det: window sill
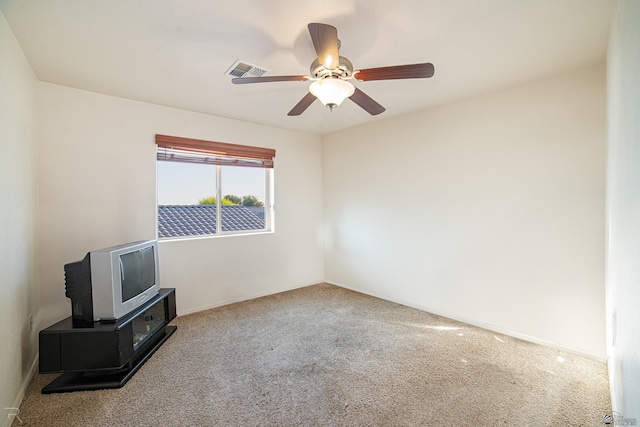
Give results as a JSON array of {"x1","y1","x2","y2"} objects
[{"x1": 157, "y1": 229, "x2": 274, "y2": 243}]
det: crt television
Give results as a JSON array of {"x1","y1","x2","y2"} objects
[{"x1": 64, "y1": 240, "x2": 160, "y2": 326}]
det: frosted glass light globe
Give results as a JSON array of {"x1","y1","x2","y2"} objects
[{"x1": 309, "y1": 78, "x2": 355, "y2": 110}]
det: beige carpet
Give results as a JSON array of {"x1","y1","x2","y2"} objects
[{"x1": 16, "y1": 283, "x2": 611, "y2": 426}]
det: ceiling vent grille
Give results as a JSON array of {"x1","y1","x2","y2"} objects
[{"x1": 225, "y1": 60, "x2": 269, "y2": 78}]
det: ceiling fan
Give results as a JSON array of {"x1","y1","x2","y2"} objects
[{"x1": 231, "y1": 23, "x2": 435, "y2": 116}]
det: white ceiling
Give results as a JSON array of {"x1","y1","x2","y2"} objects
[{"x1": 1, "y1": 0, "x2": 612, "y2": 135}]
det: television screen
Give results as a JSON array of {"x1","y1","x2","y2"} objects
[{"x1": 120, "y1": 246, "x2": 156, "y2": 303}]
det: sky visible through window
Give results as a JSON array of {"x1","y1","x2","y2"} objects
[{"x1": 157, "y1": 162, "x2": 266, "y2": 205}]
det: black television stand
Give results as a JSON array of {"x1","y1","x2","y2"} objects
[{"x1": 39, "y1": 288, "x2": 177, "y2": 394}]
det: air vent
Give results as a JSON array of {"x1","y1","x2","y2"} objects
[{"x1": 225, "y1": 60, "x2": 269, "y2": 78}]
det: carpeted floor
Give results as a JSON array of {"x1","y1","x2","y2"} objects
[{"x1": 16, "y1": 283, "x2": 611, "y2": 426}]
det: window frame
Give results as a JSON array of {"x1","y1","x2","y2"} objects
[{"x1": 155, "y1": 134, "x2": 275, "y2": 240}]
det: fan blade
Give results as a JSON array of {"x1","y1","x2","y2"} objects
[
  {"x1": 287, "y1": 92, "x2": 317, "y2": 116},
  {"x1": 349, "y1": 87, "x2": 385, "y2": 115},
  {"x1": 232, "y1": 75, "x2": 309, "y2": 84},
  {"x1": 308, "y1": 23, "x2": 340, "y2": 70},
  {"x1": 355, "y1": 63, "x2": 435, "y2": 81}
]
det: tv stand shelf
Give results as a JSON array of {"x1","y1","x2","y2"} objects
[{"x1": 39, "y1": 288, "x2": 177, "y2": 394}]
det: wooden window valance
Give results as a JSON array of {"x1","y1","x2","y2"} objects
[{"x1": 155, "y1": 134, "x2": 275, "y2": 168}]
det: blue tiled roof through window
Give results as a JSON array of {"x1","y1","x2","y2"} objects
[{"x1": 158, "y1": 205, "x2": 265, "y2": 238}]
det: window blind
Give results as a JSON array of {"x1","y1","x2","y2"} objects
[{"x1": 155, "y1": 134, "x2": 275, "y2": 168}]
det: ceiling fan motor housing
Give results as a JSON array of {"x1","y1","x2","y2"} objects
[{"x1": 310, "y1": 56, "x2": 354, "y2": 79}]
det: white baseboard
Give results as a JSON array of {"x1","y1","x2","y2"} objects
[
  {"x1": 176, "y1": 280, "x2": 325, "y2": 317},
  {"x1": 326, "y1": 280, "x2": 608, "y2": 364},
  {"x1": 3, "y1": 353, "x2": 38, "y2": 427},
  {"x1": 175, "y1": 279, "x2": 606, "y2": 363}
]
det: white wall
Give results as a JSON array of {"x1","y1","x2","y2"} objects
[
  {"x1": 0, "y1": 9, "x2": 38, "y2": 427},
  {"x1": 324, "y1": 64, "x2": 606, "y2": 359},
  {"x1": 37, "y1": 83, "x2": 324, "y2": 327},
  {"x1": 606, "y1": 0, "x2": 640, "y2": 419}
]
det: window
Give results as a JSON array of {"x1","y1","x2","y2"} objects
[{"x1": 155, "y1": 134, "x2": 275, "y2": 239}]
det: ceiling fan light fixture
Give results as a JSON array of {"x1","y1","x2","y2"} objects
[
  {"x1": 231, "y1": 23, "x2": 434, "y2": 117},
  {"x1": 309, "y1": 78, "x2": 355, "y2": 110}
]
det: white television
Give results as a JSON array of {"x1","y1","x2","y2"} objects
[{"x1": 64, "y1": 240, "x2": 160, "y2": 326}]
